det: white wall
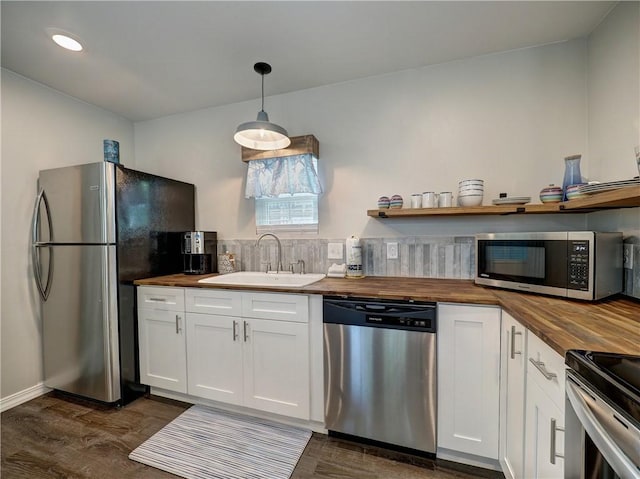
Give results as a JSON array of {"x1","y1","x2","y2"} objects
[
  {"x1": 0, "y1": 69, "x2": 134, "y2": 399},
  {"x1": 135, "y1": 39, "x2": 590, "y2": 239},
  {"x1": 587, "y1": 1, "x2": 640, "y2": 183},
  {"x1": 586, "y1": 2, "x2": 640, "y2": 236}
]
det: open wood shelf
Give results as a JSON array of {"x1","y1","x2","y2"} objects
[{"x1": 367, "y1": 186, "x2": 640, "y2": 218}]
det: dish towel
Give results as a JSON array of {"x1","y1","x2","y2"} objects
[{"x1": 327, "y1": 263, "x2": 347, "y2": 278}]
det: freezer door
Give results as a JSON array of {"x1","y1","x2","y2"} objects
[
  {"x1": 36, "y1": 162, "x2": 115, "y2": 244},
  {"x1": 41, "y1": 244, "x2": 120, "y2": 403}
]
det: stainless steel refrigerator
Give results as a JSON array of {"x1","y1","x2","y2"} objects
[{"x1": 31, "y1": 162, "x2": 194, "y2": 404}]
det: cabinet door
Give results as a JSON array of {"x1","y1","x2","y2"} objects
[
  {"x1": 437, "y1": 303, "x2": 501, "y2": 459},
  {"x1": 138, "y1": 308, "x2": 187, "y2": 393},
  {"x1": 186, "y1": 312, "x2": 243, "y2": 404},
  {"x1": 243, "y1": 318, "x2": 310, "y2": 420},
  {"x1": 524, "y1": 378, "x2": 565, "y2": 479},
  {"x1": 500, "y1": 312, "x2": 527, "y2": 479}
]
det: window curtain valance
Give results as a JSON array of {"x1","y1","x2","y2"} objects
[{"x1": 245, "y1": 154, "x2": 322, "y2": 199}]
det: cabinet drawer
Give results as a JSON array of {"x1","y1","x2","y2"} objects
[
  {"x1": 527, "y1": 331, "x2": 565, "y2": 410},
  {"x1": 185, "y1": 288, "x2": 242, "y2": 316},
  {"x1": 137, "y1": 286, "x2": 184, "y2": 311},
  {"x1": 242, "y1": 292, "x2": 309, "y2": 323}
]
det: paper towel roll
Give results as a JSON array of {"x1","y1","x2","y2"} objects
[{"x1": 346, "y1": 235, "x2": 363, "y2": 278}]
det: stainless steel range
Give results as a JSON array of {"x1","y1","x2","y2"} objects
[{"x1": 565, "y1": 350, "x2": 640, "y2": 479}]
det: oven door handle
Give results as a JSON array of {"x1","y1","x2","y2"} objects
[{"x1": 566, "y1": 378, "x2": 640, "y2": 479}]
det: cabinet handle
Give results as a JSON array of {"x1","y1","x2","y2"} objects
[
  {"x1": 175, "y1": 314, "x2": 182, "y2": 334},
  {"x1": 149, "y1": 297, "x2": 166, "y2": 302},
  {"x1": 243, "y1": 321, "x2": 249, "y2": 342},
  {"x1": 232, "y1": 320, "x2": 238, "y2": 341},
  {"x1": 510, "y1": 325, "x2": 522, "y2": 359},
  {"x1": 529, "y1": 357, "x2": 557, "y2": 380},
  {"x1": 550, "y1": 418, "x2": 565, "y2": 464}
]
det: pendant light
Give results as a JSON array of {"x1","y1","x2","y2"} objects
[{"x1": 234, "y1": 62, "x2": 291, "y2": 151}]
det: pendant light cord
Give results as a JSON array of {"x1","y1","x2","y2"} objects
[{"x1": 261, "y1": 73, "x2": 265, "y2": 112}]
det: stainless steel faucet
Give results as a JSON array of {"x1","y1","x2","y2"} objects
[
  {"x1": 296, "y1": 259, "x2": 306, "y2": 274},
  {"x1": 256, "y1": 233, "x2": 283, "y2": 273},
  {"x1": 289, "y1": 259, "x2": 306, "y2": 274}
]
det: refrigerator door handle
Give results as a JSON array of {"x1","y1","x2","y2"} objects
[{"x1": 31, "y1": 188, "x2": 54, "y2": 301}]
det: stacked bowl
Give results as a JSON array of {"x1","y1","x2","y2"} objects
[
  {"x1": 565, "y1": 183, "x2": 588, "y2": 200},
  {"x1": 458, "y1": 179, "x2": 484, "y2": 207},
  {"x1": 539, "y1": 184, "x2": 563, "y2": 203}
]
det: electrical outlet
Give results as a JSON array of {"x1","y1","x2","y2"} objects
[
  {"x1": 328, "y1": 242, "x2": 343, "y2": 260},
  {"x1": 623, "y1": 244, "x2": 634, "y2": 269},
  {"x1": 387, "y1": 242, "x2": 398, "y2": 260}
]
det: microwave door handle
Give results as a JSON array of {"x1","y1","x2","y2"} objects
[{"x1": 566, "y1": 379, "x2": 640, "y2": 478}]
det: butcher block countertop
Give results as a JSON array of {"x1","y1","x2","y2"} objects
[{"x1": 135, "y1": 274, "x2": 640, "y2": 357}]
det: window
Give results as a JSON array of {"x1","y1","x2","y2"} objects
[
  {"x1": 245, "y1": 154, "x2": 321, "y2": 234},
  {"x1": 255, "y1": 193, "x2": 318, "y2": 234}
]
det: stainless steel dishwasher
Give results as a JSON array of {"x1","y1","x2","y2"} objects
[{"x1": 323, "y1": 296, "x2": 437, "y2": 454}]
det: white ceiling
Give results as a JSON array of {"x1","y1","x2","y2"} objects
[{"x1": 1, "y1": 1, "x2": 615, "y2": 122}]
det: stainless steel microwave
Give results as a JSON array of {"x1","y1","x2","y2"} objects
[{"x1": 475, "y1": 232, "x2": 623, "y2": 300}]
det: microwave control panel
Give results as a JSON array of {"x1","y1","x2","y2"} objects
[{"x1": 568, "y1": 240, "x2": 590, "y2": 290}]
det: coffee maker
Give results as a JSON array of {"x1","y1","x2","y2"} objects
[{"x1": 182, "y1": 231, "x2": 217, "y2": 274}]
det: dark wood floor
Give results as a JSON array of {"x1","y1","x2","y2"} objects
[{"x1": 1, "y1": 393, "x2": 502, "y2": 478}]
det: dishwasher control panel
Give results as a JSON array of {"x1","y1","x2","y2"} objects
[
  {"x1": 323, "y1": 296, "x2": 437, "y2": 333},
  {"x1": 366, "y1": 315, "x2": 434, "y2": 330}
]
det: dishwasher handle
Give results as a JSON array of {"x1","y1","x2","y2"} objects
[
  {"x1": 355, "y1": 304, "x2": 402, "y2": 313},
  {"x1": 324, "y1": 298, "x2": 436, "y2": 315}
]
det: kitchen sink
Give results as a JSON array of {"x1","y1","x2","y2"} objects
[{"x1": 198, "y1": 271, "x2": 326, "y2": 288}]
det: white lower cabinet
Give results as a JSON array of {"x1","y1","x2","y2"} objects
[
  {"x1": 499, "y1": 311, "x2": 527, "y2": 479},
  {"x1": 138, "y1": 286, "x2": 312, "y2": 421},
  {"x1": 524, "y1": 377, "x2": 565, "y2": 479},
  {"x1": 437, "y1": 303, "x2": 501, "y2": 464},
  {"x1": 138, "y1": 287, "x2": 187, "y2": 393},
  {"x1": 524, "y1": 331, "x2": 566, "y2": 479},
  {"x1": 186, "y1": 312, "x2": 243, "y2": 404},
  {"x1": 243, "y1": 318, "x2": 309, "y2": 418}
]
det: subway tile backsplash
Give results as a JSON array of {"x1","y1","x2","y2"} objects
[{"x1": 218, "y1": 235, "x2": 640, "y2": 300}]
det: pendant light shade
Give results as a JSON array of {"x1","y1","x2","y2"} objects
[{"x1": 234, "y1": 62, "x2": 291, "y2": 151}]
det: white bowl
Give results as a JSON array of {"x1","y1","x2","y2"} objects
[
  {"x1": 459, "y1": 179, "x2": 484, "y2": 186},
  {"x1": 458, "y1": 195, "x2": 483, "y2": 207},
  {"x1": 458, "y1": 188, "x2": 484, "y2": 195}
]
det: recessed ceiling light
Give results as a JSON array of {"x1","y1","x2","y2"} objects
[{"x1": 50, "y1": 32, "x2": 83, "y2": 52}]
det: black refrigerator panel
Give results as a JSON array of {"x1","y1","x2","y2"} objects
[
  {"x1": 114, "y1": 165, "x2": 195, "y2": 404},
  {"x1": 115, "y1": 165, "x2": 195, "y2": 282}
]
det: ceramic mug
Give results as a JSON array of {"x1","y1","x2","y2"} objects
[
  {"x1": 411, "y1": 194, "x2": 422, "y2": 208},
  {"x1": 438, "y1": 192, "x2": 453, "y2": 207},
  {"x1": 422, "y1": 192, "x2": 438, "y2": 208}
]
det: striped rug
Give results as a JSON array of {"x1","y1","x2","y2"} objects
[{"x1": 129, "y1": 405, "x2": 312, "y2": 479}]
